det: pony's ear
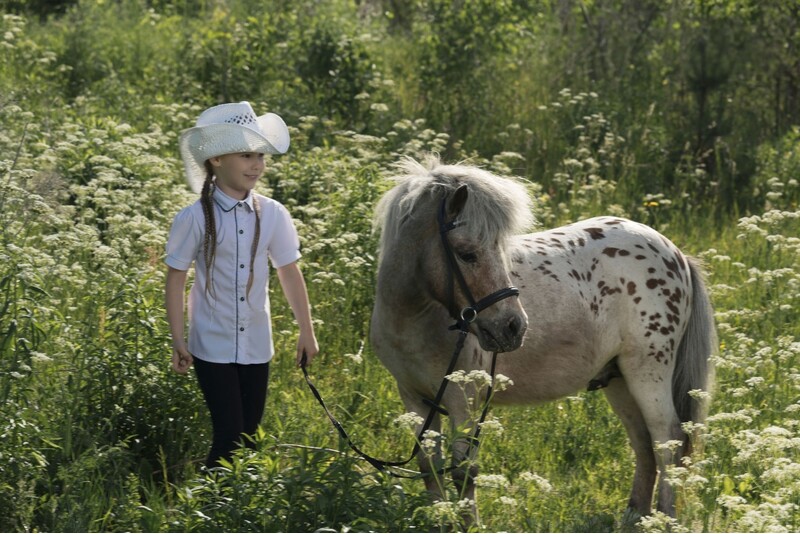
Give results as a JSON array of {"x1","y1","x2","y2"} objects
[{"x1": 447, "y1": 184, "x2": 469, "y2": 218}]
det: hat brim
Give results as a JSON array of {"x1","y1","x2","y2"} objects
[{"x1": 179, "y1": 113, "x2": 290, "y2": 194}]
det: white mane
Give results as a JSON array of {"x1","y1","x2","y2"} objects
[{"x1": 374, "y1": 155, "x2": 535, "y2": 253}]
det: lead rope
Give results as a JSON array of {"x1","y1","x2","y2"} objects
[
  {"x1": 300, "y1": 336, "x2": 498, "y2": 478},
  {"x1": 300, "y1": 193, "x2": 515, "y2": 479}
]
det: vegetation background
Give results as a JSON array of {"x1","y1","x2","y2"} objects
[{"x1": 1, "y1": 0, "x2": 799, "y2": 531}]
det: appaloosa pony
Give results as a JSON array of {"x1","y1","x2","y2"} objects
[{"x1": 370, "y1": 155, "x2": 715, "y2": 521}]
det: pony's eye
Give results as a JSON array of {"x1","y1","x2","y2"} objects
[{"x1": 458, "y1": 251, "x2": 478, "y2": 264}]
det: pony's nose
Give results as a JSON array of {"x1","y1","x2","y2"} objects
[
  {"x1": 508, "y1": 315, "x2": 523, "y2": 337},
  {"x1": 506, "y1": 314, "x2": 526, "y2": 348}
]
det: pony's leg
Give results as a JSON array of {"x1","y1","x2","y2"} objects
[
  {"x1": 398, "y1": 387, "x2": 445, "y2": 500},
  {"x1": 419, "y1": 415, "x2": 445, "y2": 500},
  {"x1": 603, "y1": 378, "x2": 657, "y2": 516},
  {"x1": 622, "y1": 374, "x2": 685, "y2": 516},
  {"x1": 447, "y1": 402, "x2": 481, "y2": 527},
  {"x1": 451, "y1": 432, "x2": 479, "y2": 499}
]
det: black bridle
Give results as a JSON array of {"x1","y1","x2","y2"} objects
[
  {"x1": 437, "y1": 196, "x2": 521, "y2": 331},
  {"x1": 300, "y1": 195, "x2": 521, "y2": 478}
]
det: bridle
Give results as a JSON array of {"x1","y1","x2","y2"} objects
[
  {"x1": 301, "y1": 193, "x2": 521, "y2": 478},
  {"x1": 436, "y1": 195, "x2": 521, "y2": 331}
]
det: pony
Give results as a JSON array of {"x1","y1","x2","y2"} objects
[{"x1": 370, "y1": 155, "x2": 716, "y2": 523}]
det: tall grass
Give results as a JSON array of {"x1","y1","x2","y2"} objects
[{"x1": 1, "y1": 1, "x2": 799, "y2": 531}]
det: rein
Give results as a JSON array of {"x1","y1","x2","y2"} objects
[{"x1": 300, "y1": 195, "x2": 520, "y2": 478}]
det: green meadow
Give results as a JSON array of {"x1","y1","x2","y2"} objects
[{"x1": 1, "y1": 0, "x2": 798, "y2": 531}]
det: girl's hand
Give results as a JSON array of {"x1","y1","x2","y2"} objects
[
  {"x1": 296, "y1": 331, "x2": 319, "y2": 367},
  {"x1": 172, "y1": 341, "x2": 194, "y2": 374}
]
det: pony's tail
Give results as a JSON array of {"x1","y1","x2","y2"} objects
[{"x1": 672, "y1": 257, "x2": 717, "y2": 453}]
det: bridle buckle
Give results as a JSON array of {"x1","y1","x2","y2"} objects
[{"x1": 460, "y1": 306, "x2": 478, "y2": 324}]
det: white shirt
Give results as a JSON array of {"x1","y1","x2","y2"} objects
[{"x1": 165, "y1": 187, "x2": 301, "y2": 364}]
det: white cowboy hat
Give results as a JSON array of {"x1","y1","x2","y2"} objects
[{"x1": 179, "y1": 101, "x2": 290, "y2": 193}]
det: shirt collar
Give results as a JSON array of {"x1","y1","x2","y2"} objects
[{"x1": 213, "y1": 186, "x2": 255, "y2": 213}]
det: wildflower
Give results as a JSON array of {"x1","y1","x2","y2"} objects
[
  {"x1": 478, "y1": 417, "x2": 504, "y2": 436},
  {"x1": 456, "y1": 498, "x2": 474, "y2": 512},
  {"x1": 446, "y1": 369, "x2": 492, "y2": 389},
  {"x1": 745, "y1": 376, "x2": 765, "y2": 388},
  {"x1": 681, "y1": 421, "x2": 706, "y2": 435},
  {"x1": 716, "y1": 494, "x2": 747, "y2": 509},
  {"x1": 429, "y1": 501, "x2": 456, "y2": 519},
  {"x1": 446, "y1": 370, "x2": 468, "y2": 384},
  {"x1": 518, "y1": 471, "x2": 553, "y2": 492},
  {"x1": 498, "y1": 496, "x2": 517, "y2": 507},
  {"x1": 688, "y1": 389, "x2": 712, "y2": 401},
  {"x1": 393, "y1": 412, "x2": 423, "y2": 430},
  {"x1": 655, "y1": 440, "x2": 685, "y2": 453},
  {"x1": 493, "y1": 374, "x2": 514, "y2": 391},
  {"x1": 761, "y1": 458, "x2": 800, "y2": 485},
  {"x1": 474, "y1": 473, "x2": 509, "y2": 489},
  {"x1": 421, "y1": 430, "x2": 441, "y2": 452},
  {"x1": 30, "y1": 352, "x2": 52, "y2": 364},
  {"x1": 707, "y1": 408, "x2": 758, "y2": 425},
  {"x1": 785, "y1": 403, "x2": 800, "y2": 413},
  {"x1": 637, "y1": 511, "x2": 683, "y2": 533}
]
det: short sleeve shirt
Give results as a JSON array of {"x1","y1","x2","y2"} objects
[{"x1": 165, "y1": 188, "x2": 301, "y2": 364}]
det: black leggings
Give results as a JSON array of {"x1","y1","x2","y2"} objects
[{"x1": 193, "y1": 357, "x2": 270, "y2": 468}]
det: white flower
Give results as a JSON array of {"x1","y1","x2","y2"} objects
[
  {"x1": 493, "y1": 373, "x2": 514, "y2": 391},
  {"x1": 446, "y1": 369, "x2": 492, "y2": 388},
  {"x1": 420, "y1": 430, "x2": 441, "y2": 452},
  {"x1": 655, "y1": 440, "x2": 685, "y2": 453},
  {"x1": 474, "y1": 474, "x2": 509, "y2": 489},
  {"x1": 393, "y1": 412, "x2": 423, "y2": 430},
  {"x1": 518, "y1": 471, "x2": 553, "y2": 493},
  {"x1": 498, "y1": 496, "x2": 517, "y2": 507},
  {"x1": 30, "y1": 352, "x2": 53, "y2": 364},
  {"x1": 478, "y1": 417, "x2": 504, "y2": 436},
  {"x1": 637, "y1": 511, "x2": 684, "y2": 532}
]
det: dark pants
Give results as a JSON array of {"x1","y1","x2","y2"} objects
[{"x1": 193, "y1": 357, "x2": 270, "y2": 468}]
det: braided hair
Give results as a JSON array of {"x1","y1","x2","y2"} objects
[
  {"x1": 201, "y1": 160, "x2": 262, "y2": 300},
  {"x1": 247, "y1": 192, "x2": 262, "y2": 299},
  {"x1": 200, "y1": 162, "x2": 217, "y2": 298}
]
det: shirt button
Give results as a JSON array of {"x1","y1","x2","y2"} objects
[
  {"x1": 240, "y1": 263, "x2": 245, "y2": 268},
  {"x1": 239, "y1": 229, "x2": 244, "y2": 234},
  {"x1": 240, "y1": 297, "x2": 245, "y2": 302},
  {"x1": 239, "y1": 327, "x2": 245, "y2": 332},
  {"x1": 237, "y1": 202, "x2": 243, "y2": 207}
]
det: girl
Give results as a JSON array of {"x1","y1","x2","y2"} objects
[{"x1": 165, "y1": 101, "x2": 319, "y2": 468}]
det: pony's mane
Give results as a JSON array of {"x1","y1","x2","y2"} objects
[{"x1": 374, "y1": 155, "x2": 535, "y2": 254}]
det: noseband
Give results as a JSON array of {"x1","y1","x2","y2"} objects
[
  {"x1": 437, "y1": 197, "x2": 520, "y2": 331},
  {"x1": 301, "y1": 193, "x2": 521, "y2": 478}
]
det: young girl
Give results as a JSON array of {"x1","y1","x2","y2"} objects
[{"x1": 165, "y1": 101, "x2": 319, "y2": 468}]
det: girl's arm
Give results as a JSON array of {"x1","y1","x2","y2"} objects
[
  {"x1": 165, "y1": 266, "x2": 193, "y2": 374},
  {"x1": 277, "y1": 261, "x2": 319, "y2": 366}
]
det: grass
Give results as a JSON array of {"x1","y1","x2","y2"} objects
[
  {"x1": 1, "y1": 92, "x2": 798, "y2": 532},
  {"x1": 1, "y1": 1, "x2": 800, "y2": 531}
]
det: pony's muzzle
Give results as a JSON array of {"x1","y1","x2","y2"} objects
[{"x1": 477, "y1": 311, "x2": 527, "y2": 353}]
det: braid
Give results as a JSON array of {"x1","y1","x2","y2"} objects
[
  {"x1": 246, "y1": 194, "x2": 262, "y2": 299},
  {"x1": 201, "y1": 162, "x2": 217, "y2": 297}
]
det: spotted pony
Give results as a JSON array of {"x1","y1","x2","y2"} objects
[{"x1": 371, "y1": 156, "x2": 716, "y2": 522}]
